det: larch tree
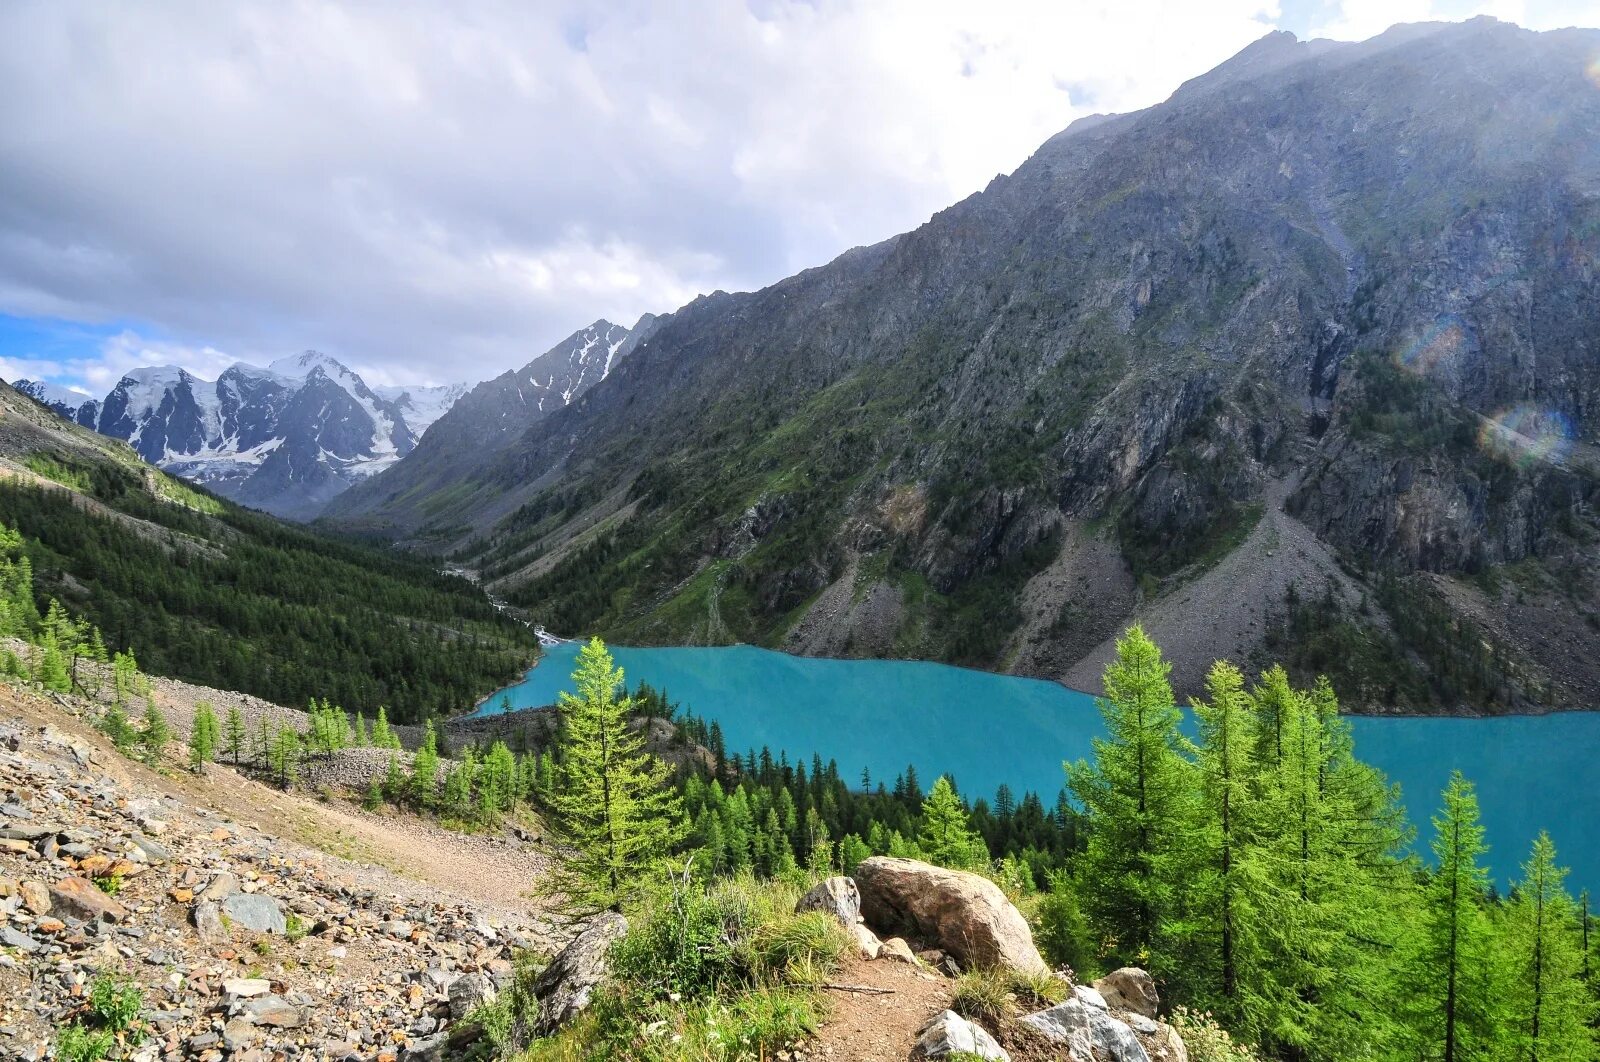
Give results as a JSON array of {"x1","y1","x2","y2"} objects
[
  {"x1": 1186, "y1": 659, "x2": 1259, "y2": 1015},
  {"x1": 543, "y1": 637, "x2": 684, "y2": 918},
  {"x1": 410, "y1": 721, "x2": 440, "y2": 809},
  {"x1": 1401, "y1": 772, "x2": 1501, "y2": 1062},
  {"x1": 188, "y1": 702, "x2": 219, "y2": 773},
  {"x1": 1067, "y1": 624, "x2": 1197, "y2": 974},
  {"x1": 223, "y1": 706, "x2": 247, "y2": 766},
  {"x1": 1501, "y1": 832, "x2": 1595, "y2": 1062},
  {"x1": 918, "y1": 775, "x2": 988, "y2": 870}
]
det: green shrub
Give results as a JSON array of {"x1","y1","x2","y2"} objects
[
  {"x1": 1171, "y1": 1006, "x2": 1266, "y2": 1062},
  {"x1": 1033, "y1": 872, "x2": 1095, "y2": 978},
  {"x1": 54, "y1": 1024, "x2": 113, "y2": 1062},
  {"x1": 88, "y1": 974, "x2": 144, "y2": 1035}
]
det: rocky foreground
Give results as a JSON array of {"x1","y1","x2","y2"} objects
[{"x1": 0, "y1": 685, "x2": 554, "y2": 1062}]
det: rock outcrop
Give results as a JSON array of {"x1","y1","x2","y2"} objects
[
  {"x1": 855, "y1": 856, "x2": 1047, "y2": 975},
  {"x1": 1020, "y1": 986, "x2": 1150, "y2": 1062},
  {"x1": 530, "y1": 911, "x2": 629, "y2": 1035},
  {"x1": 796, "y1": 875, "x2": 860, "y2": 926},
  {"x1": 917, "y1": 1009, "x2": 1011, "y2": 1061},
  {"x1": 1095, "y1": 966, "x2": 1160, "y2": 1019}
]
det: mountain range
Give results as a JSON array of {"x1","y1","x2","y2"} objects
[
  {"x1": 6, "y1": 314, "x2": 653, "y2": 520},
  {"x1": 10, "y1": 19, "x2": 1600, "y2": 712},
  {"x1": 323, "y1": 18, "x2": 1600, "y2": 712}
]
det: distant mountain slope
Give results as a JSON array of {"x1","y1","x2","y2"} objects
[
  {"x1": 323, "y1": 315, "x2": 658, "y2": 538},
  {"x1": 9, "y1": 353, "x2": 468, "y2": 520},
  {"x1": 11, "y1": 378, "x2": 100, "y2": 426},
  {"x1": 0, "y1": 380, "x2": 537, "y2": 720},
  {"x1": 323, "y1": 20, "x2": 1600, "y2": 711}
]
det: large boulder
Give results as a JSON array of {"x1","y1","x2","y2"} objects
[
  {"x1": 531, "y1": 912, "x2": 628, "y2": 1035},
  {"x1": 222, "y1": 892, "x2": 287, "y2": 934},
  {"x1": 854, "y1": 857, "x2": 1046, "y2": 975},
  {"x1": 48, "y1": 876, "x2": 129, "y2": 923},
  {"x1": 917, "y1": 1009, "x2": 1010, "y2": 1061},
  {"x1": 1020, "y1": 987, "x2": 1150, "y2": 1062},
  {"x1": 795, "y1": 876, "x2": 860, "y2": 926},
  {"x1": 1095, "y1": 967, "x2": 1159, "y2": 1019}
]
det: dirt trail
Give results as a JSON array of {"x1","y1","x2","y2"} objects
[{"x1": 807, "y1": 956, "x2": 953, "y2": 1061}]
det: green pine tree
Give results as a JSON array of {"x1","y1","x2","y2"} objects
[
  {"x1": 268, "y1": 725, "x2": 301, "y2": 789},
  {"x1": 373, "y1": 705, "x2": 394, "y2": 749},
  {"x1": 139, "y1": 701, "x2": 171, "y2": 764},
  {"x1": 1501, "y1": 832, "x2": 1595, "y2": 1061},
  {"x1": 410, "y1": 720, "x2": 440, "y2": 809},
  {"x1": 917, "y1": 775, "x2": 988, "y2": 870},
  {"x1": 1186, "y1": 659, "x2": 1258, "y2": 1015},
  {"x1": 1067, "y1": 624, "x2": 1197, "y2": 972},
  {"x1": 188, "y1": 702, "x2": 219, "y2": 773},
  {"x1": 542, "y1": 637, "x2": 685, "y2": 917},
  {"x1": 1401, "y1": 772, "x2": 1501, "y2": 1062},
  {"x1": 223, "y1": 706, "x2": 247, "y2": 766}
]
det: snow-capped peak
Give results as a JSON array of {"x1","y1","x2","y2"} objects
[
  {"x1": 264, "y1": 350, "x2": 352, "y2": 382},
  {"x1": 10, "y1": 378, "x2": 95, "y2": 408}
]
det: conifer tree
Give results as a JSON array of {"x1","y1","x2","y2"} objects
[
  {"x1": 100, "y1": 700, "x2": 135, "y2": 750},
  {"x1": 918, "y1": 775, "x2": 988, "y2": 869},
  {"x1": 1401, "y1": 772, "x2": 1501, "y2": 1062},
  {"x1": 35, "y1": 632, "x2": 70, "y2": 692},
  {"x1": 410, "y1": 721, "x2": 440, "y2": 809},
  {"x1": 373, "y1": 705, "x2": 394, "y2": 749},
  {"x1": 1502, "y1": 832, "x2": 1595, "y2": 1061},
  {"x1": 188, "y1": 702, "x2": 219, "y2": 773},
  {"x1": 383, "y1": 752, "x2": 404, "y2": 801},
  {"x1": 1186, "y1": 659, "x2": 1258, "y2": 1014},
  {"x1": 1067, "y1": 624, "x2": 1197, "y2": 972},
  {"x1": 542, "y1": 637, "x2": 684, "y2": 917},
  {"x1": 139, "y1": 701, "x2": 170, "y2": 764},
  {"x1": 268, "y1": 725, "x2": 301, "y2": 788},
  {"x1": 223, "y1": 706, "x2": 247, "y2": 766},
  {"x1": 353, "y1": 711, "x2": 369, "y2": 747}
]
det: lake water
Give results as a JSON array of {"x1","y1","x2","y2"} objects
[{"x1": 479, "y1": 641, "x2": 1599, "y2": 889}]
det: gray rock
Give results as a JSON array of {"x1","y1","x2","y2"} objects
[
  {"x1": 448, "y1": 972, "x2": 497, "y2": 1020},
  {"x1": 242, "y1": 995, "x2": 303, "y2": 1028},
  {"x1": 128, "y1": 837, "x2": 173, "y2": 864},
  {"x1": 916, "y1": 1009, "x2": 1010, "y2": 1061},
  {"x1": 795, "y1": 876, "x2": 860, "y2": 927},
  {"x1": 0, "y1": 927, "x2": 40, "y2": 953},
  {"x1": 531, "y1": 911, "x2": 628, "y2": 1035},
  {"x1": 193, "y1": 901, "x2": 227, "y2": 943},
  {"x1": 1095, "y1": 966, "x2": 1160, "y2": 1019},
  {"x1": 401, "y1": 1033, "x2": 448, "y2": 1062},
  {"x1": 0, "y1": 824, "x2": 52, "y2": 841},
  {"x1": 1020, "y1": 997, "x2": 1150, "y2": 1062},
  {"x1": 378, "y1": 919, "x2": 414, "y2": 938},
  {"x1": 198, "y1": 871, "x2": 238, "y2": 902},
  {"x1": 222, "y1": 892, "x2": 287, "y2": 934}
]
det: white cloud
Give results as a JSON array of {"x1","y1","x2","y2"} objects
[{"x1": 0, "y1": 1, "x2": 1592, "y2": 389}]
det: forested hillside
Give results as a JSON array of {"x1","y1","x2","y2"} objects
[{"x1": 0, "y1": 382, "x2": 537, "y2": 720}]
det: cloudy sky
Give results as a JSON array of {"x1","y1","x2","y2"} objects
[{"x1": 2, "y1": 0, "x2": 1598, "y2": 394}]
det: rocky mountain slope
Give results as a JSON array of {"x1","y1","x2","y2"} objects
[
  {"x1": 323, "y1": 18, "x2": 1600, "y2": 713},
  {"x1": 325, "y1": 316, "x2": 657, "y2": 540},
  {"x1": 0, "y1": 677, "x2": 555, "y2": 1062},
  {"x1": 12, "y1": 353, "x2": 468, "y2": 520}
]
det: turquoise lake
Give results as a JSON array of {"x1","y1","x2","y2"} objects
[{"x1": 479, "y1": 642, "x2": 1599, "y2": 889}]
